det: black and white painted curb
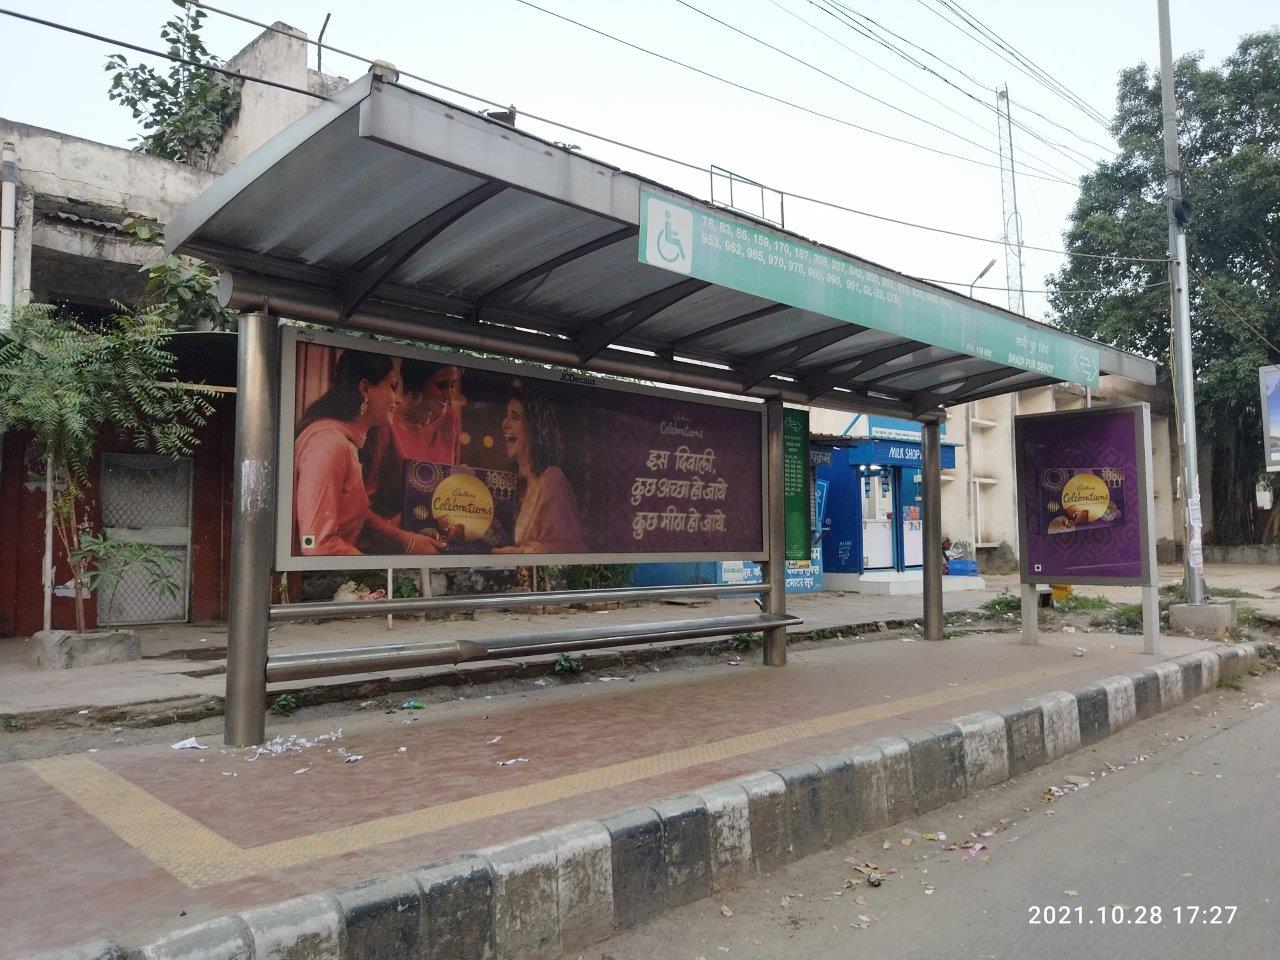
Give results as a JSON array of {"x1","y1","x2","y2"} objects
[{"x1": 29, "y1": 643, "x2": 1266, "y2": 960}]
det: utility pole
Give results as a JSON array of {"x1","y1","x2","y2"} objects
[
  {"x1": 1156, "y1": 0, "x2": 1205, "y2": 603},
  {"x1": 995, "y1": 86, "x2": 1025, "y2": 315}
]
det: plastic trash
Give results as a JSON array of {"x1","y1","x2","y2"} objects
[
  {"x1": 1073, "y1": 646, "x2": 1088, "y2": 657},
  {"x1": 171, "y1": 737, "x2": 208, "y2": 750},
  {"x1": 402, "y1": 699, "x2": 425, "y2": 710},
  {"x1": 497, "y1": 757, "x2": 529, "y2": 765}
]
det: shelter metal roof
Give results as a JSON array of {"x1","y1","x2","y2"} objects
[{"x1": 167, "y1": 73, "x2": 1157, "y2": 420}]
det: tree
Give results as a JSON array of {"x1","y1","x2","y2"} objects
[
  {"x1": 105, "y1": 1, "x2": 241, "y2": 168},
  {"x1": 1047, "y1": 31, "x2": 1280, "y2": 544},
  {"x1": 0, "y1": 304, "x2": 215, "y2": 631},
  {"x1": 124, "y1": 218, "x2": 238, "y2": 332}
]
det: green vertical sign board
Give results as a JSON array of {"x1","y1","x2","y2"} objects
[
  {"x1": 637, "y1": 188, "x2": 1100, "y2": 387},
  {"x1": 783, "y1": 408, "x2": 810, "y2": 562}
]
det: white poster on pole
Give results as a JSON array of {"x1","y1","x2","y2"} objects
[{"x1": 1261, "y1": 365, "x2": 1280, "y2": 473}]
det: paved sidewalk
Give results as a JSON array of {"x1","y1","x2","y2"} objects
[{"x1": 0, "y1": 626, "x2": 1225, "y2": 954}]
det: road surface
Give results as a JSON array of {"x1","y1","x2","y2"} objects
[{"x1": 587, "y1": 667, "x2": 1278, "y2": 960}]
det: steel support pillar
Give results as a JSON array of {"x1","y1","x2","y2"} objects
[
  {"x1": 224, "y1": 311, "x2": 280, "y2": 746},
  {"x1": 921, "y1": 420, "x2": 944, "y2": 641},
  {"x1": 763, "y1": 399, "x2": 787, "y2": 665}
]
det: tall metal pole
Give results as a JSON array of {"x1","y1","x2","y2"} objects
[
  {"x1": 763, "y1": 399, "x2": 787, "y2": 666},
  {"x1": 1156, "y1": 0, "x2": 1205, "y2": 604},
  {"x1": 225, "y1": 311, "x2": 280, "y2": 746},
  {"x1": 921, "y1": 419, "x2": 944, "y2": 641}
]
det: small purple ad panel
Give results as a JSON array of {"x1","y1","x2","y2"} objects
[
  {"x1": 1017, "y1": 408, "x2": 1145, "y2": 583},
  {"x1": 286, "y1": 334, "x2": 764, "y2": 568}
]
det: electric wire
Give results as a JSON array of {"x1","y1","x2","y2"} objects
[
  {"x1": 504, "y1": 0, "x2": 1078, "y2": 186},
  {"x1": 813, "y1": 0, "x2": 1112, "y2": 165},
  {"x1": 1187, "y1": 265, "x2": 1280, "y2": 358},
  {"x1": 911, "y1": 0, "x2": 1112, "y2": 130},
  {"x1": 936, "y1": 0, "x2": 1112, "y2": 128},
  {"x1": 669, "y1": 0, "x2": 1079, "y2": 184},
  {"x1": 178, "y1": 1, "x2": 1167, "y2": 265},
  {"x1": 0, "y1": 6, "x2": 327, "y2": 102}
]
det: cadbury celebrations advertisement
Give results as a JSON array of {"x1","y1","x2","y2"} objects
[
  {"x1": 284, "y1": 331, "x2": 764, "y2": 568},
  {"x1": 1015, "y1": 407, "x2": 1150, "y2": 584}
]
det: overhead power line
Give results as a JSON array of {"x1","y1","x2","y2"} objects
[
  {"x1": 912, "y1": 0, "x2": 1112, "y2": 130},
  {"x1": 503, "y1": 0, "x2": 1078, "y2": 186},
  {"x1": 668, "y1": 0, "x2": 1079, "y2": 183},
  {"x1": 814, "y1": 0, "x2": 1114, "y2": 163},
  {"x1": 0, "y1": 6, "x2": 327, "y2": 101}
]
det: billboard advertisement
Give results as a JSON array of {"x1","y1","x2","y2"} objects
[
  {"x1": 1014, "y1": 405, "x2": 1155, "y2": 586},
  {"x1": 277, "y1": 328, "x2": 765, "y2": 570},
  {"x1": 1261, "y1": 365, "x2": 1280, "y2": 473}
]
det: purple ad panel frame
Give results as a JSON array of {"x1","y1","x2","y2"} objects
[
  {"x1": 275, "y1": 327, "x2": 768, "y2": 572},
  {"x1": 1015, "y1": 403, "x2": 1157, "y2": 587}
]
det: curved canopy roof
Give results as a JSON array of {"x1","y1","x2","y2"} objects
[{"x1": 168, "y1": 72, "x2": 1156, "y2": 420}]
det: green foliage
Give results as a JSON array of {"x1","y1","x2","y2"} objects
[
  {"x1": 1048, "y1": 31, "x2": 1280, "y2": 543},
  {"x1": 0, "y1": 303, "x2": 214, "y2": 629},
  {"x1": 1161, "y1": 581, "x2": 1261, "y2": 603},
  {"x1": 2, "y1": 715, "x2": 24, "y2": 733},
  {"x1": 1052, "y1": 593, "x2": 1114, "y2": 613},
  {"x1": 980, "y1": 590, "x2": 1021, "y2": 618},
  {"x1": 553, "y1": 652, "x2": 584, "y2": 674},
  {"x1": 1219, "y1": 674, "x2": 1245, "y2": 691},
  {"x1": 392, "y1": 574, "x2": 421, "y2": 600},
  {"x1": 1091, "y1": 603, "x2": 1145, "y2": 634},
  {"x1": 70, "y1": 534, "x2": 181, "y2": 627},
  {"x1": 270, "y1": 693, "x2": 300, "y2": 717},
  {"x1": 123, "y1": 219, "x2": 237, "y2": 332},
  {"x1": 728, "y1": 631, "x2": 763, "y2": 652},
  {"x1": 544, "y1": 564, "x2": 637, "y2": 592},
  {"x1": 105, "y1": 2, "x2": 241, "y2": 168}
]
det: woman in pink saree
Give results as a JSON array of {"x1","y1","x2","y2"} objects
[
  {"x1": 492, "y1": 385, "x2": 587, "y2": 555},
  {"x1": 367, "y1": 360, "x2": 463, "y2": 518},
  {"x1": 294, "y1": 350, "x2": 444, "y2": 556}
]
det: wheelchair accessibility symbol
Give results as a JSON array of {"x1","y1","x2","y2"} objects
[
  {"x1": 656, "y1": 211, "x2": 685, "y2": 263},
  {"x1": 644, "y1": 197, "x2": 693, "y2": 275}
]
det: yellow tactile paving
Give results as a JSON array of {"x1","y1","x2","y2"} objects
[{"x1": 27, "y1": 660, "x2": 1088, "y2": 888}]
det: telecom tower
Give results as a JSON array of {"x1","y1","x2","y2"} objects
[{"x1": 996, "y1": 85, "x2": 1025, "y2": 315}]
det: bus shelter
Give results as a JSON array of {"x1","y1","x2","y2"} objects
[{"x1": 167, "y1": 67, "x2": 1157, "y2": 746}]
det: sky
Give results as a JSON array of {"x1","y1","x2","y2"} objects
[{"x1": 0, "y1": 0, "x2": 1275, "y2": 323}]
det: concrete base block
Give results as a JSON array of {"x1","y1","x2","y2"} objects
[
  {"x1": 692, "y1": 780, "x2": 753, "y2": 886},
  {"x1": 601, "y1": 806, "x2": 664, "y2": 930},
  {"x1": 1196, "y1": 650, "x2": 1221, "y2": 691},
  {"x1": 771, "y1": 760, "x2": 827, "y2": 860},
  {"x1": 868, "y1": 736, "x2": 915, "y2": 823},
  {"x1": 28, "y1": 629, "x2": 139, "y2": 670},
  {"x1": 952, "y1": 712, "x2": 1008, "y2": 791},
  {"x1": 846, "y1": 743, "x2": 890, "y2": 833},
  {"x1": 1169, "y1": 601, "x2": 1236, "y2": 639},
  {"x1": 334, "y1": 874, "x2": 421, "y2": 960},
  {"x1": 540, "y1": 821, "x2": 615, "y2": 951},
  {"x1": 995, "y1": 702, "x2": 1044, "y2": 778},
  {"x1": 139, "y1": 917, "x2": 252, "y2": 960},
  {"x1": 479, "y1": 836, "x2": 558, "y2": 960},
  {"x1": 241, "y1": 894, "x2": 341, "y2": 960},
  {"x1": 1150, "y1": 661, "x2": 1184, "y2": 710},
  {"x1": 1033, "y1": 691, "x2": 1080, "y2": 761},
  {"x1": 812, "y1": 752, "x2": 858, "y2": 846},
  {"x1": 1072, "y1": 684, "x2": 1110, "y2": 746},
  {"x1": 1175, "y1": 656, "x2": 1205, "y2": 699},
  {"x1": 901, "y1": 724, "x2": 967, "y2": 812},
  {"x1": 412, "y1": 855, "x2": 495, "y2": 960},
  {"x1": 1098, "y1": 675, "x2": 1137, "y2": 731},
  {"x1": 735, "y1": 772, "x2": 790, "y2": 874},
  {"x1": 651, "y1": 795, "x2": 711, "y2": 909}
]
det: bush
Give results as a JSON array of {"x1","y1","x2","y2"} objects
[
  {"x1": 1091, "y1": 603, "x2": 1144, "y2": 634},
  {"x1": 728, "y1": 632, "x2": 763, "y2": 652},
  {"x1": 980, "y1": 590, "x2": 1021, "y2": 617},
  {"x1": 269, "y1": 693, "x2": 300, "y2": 717},
  {"x1": 553, "y1": 652, "x2": 583, "y2": 675},
  {"x1": 1053, "y1": 593, "x2": 1113, "y2": 613}
]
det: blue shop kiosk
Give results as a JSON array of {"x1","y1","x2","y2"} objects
[{"x1": 815, "y1": 416, "x2": 956, "y2": 591}]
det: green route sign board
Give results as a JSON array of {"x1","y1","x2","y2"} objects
[
  {"x1": 783, "y1": 408, "x2": 810, "y2": 562},
  {"x1": 637, "y1": 188, "x2": 1100, "y2": 387}
]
